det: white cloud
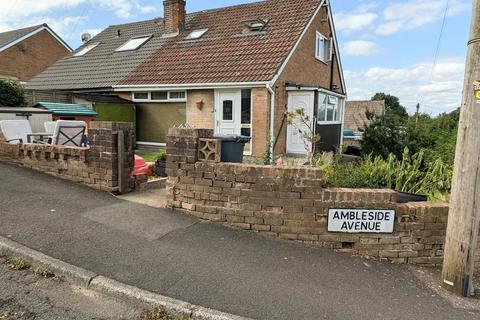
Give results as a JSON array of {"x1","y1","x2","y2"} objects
[
  {"x1": 376, "y1": 0, "x2": 470, "y2": 35},
  {"x1": 335, "y1": 0, "x2": 469, "y2": 36},
  {"x1": 334, "y1": 12, "x2": 378, "y2": 33},
  {"x1": 345, "y1": 58, "x2": 465, "y2": 115},
  {"x1": 343, "y1": 40, "x2": 383, "y2": 56},
  {"x1": 0, "y1": 0, "x2": 150, "y2": 32},
  {"x1": 83, "y1": 28, "x2": 103, "y2": 37},
  {"x1": 141, "y1": 6, "x2": 157, "y2": 14}
]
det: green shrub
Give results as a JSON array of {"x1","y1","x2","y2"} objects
[
  {"x1": 155, "y1": 151, "x2": 167, "y2": 162},
  {"x1": 318, "y1": 148, "x2": 452, "y2": 201},
  {"x1": 0, "y1": 79, "x2": 26, "y2": 107}
]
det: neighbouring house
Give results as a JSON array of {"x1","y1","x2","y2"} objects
[
  {"x1": 26, "y1": 0, "x2": 346, "y2": 157},
  {"x1": 33, "y1": 102, "x2": 98, "y2": 126},
  {"x1": 344, "y1": 100, "x2": 385, "y2": 134},
  {"x1": 0, "y1": 24, "x2": 71, "y2": 82}
]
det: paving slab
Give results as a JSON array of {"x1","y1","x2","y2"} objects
[{"x1": 0, "y1": 163, "x2": 478, "y2": 320}]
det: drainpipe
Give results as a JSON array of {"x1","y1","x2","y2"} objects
[{"x1": 266, "y1": 83, "x2": 275, "y2": 163}]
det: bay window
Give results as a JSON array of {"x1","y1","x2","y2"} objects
[{"x1": 318, "y1": 93, "x2": 343, "y2": 123}]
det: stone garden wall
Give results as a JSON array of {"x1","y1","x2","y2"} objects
[
  {"x1": 166, "y1": 128, "x2": 479, "y2": 273},
  {"x1": 0, "y1": 122, "x2": 134, "y2": 193}
]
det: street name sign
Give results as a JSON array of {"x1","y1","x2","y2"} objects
[{"x1": 328, "y1": 209, "x2": 396, "y2": 233}]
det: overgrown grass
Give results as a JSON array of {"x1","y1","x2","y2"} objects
[{"x1": 140, "y1": 308, "x2": 191, "y2": 320}]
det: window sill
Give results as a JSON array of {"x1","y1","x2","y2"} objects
[
  {"x1": 317, "y1": 121, "x2": 342, "y2": 125},
  {"x1": 315, "y1": 57, "x2": 329, "y2": 65}
]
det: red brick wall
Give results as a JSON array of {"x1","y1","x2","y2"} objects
[
  {"x1": 251, "y1": 88, "x2": 270, "y2": 156},
  {"x1": 0, "y1": 29, "x2": 70, "y2": 81},
  {"x1": 165, "y1": 128, "x2": 474, "y2": 271},
  {"x1": 272, "y1": 5, "x2": 344, "y2": 155},
  {"x1": 163, "y1": 0, "x2": 186, "y2": 34},
  {"x1": 186, "y1": 90, "x2": 215, "y2": 129}
]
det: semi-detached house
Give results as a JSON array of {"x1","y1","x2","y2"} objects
[{"x1": 27, "y1": 0, "x2": 346, "y2": 157}]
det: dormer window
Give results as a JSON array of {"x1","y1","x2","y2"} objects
[
  {"x1": 116, "y1": 35, "x2": 152, "y2": 52},
  {"x1": 186, "y1": 28, "x2": 208, "y2": 40},
  {"x1": 243, "y1": 19, "x2": 268, "y2": 33},
  {"x1": 73, "y1": 43, "x2": 100, "y2": 57}
]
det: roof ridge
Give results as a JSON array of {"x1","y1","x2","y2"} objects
[
  {"x1": 0, "y1": 24, "x2": 43, "y2": 35},
  {"x1": 108, "y1": 18, "x2": 162, "y2": 28},
  {"x1": 187, "y1": 0, "x2": 270, "y2": 15}
]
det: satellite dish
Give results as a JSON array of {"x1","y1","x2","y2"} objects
[{"x1": 81, "y1": 33, "x2": 92, "y2": 43}]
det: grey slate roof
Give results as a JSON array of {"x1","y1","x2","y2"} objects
[
  {"x1": 26, "y1": 19, "x2": 166, "y2": 91},
  {"x1": 0, "y1": 24, "x2": 44, "y2": 50}
]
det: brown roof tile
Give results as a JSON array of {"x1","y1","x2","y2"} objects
[
  {"x1": 121, "y1": 0, "x2": 321, "y2": 85},
  {"x1": 344, "y1": 100, "x2": 385, "y2": 132}
]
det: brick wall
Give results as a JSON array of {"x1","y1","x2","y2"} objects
[
  {"x1": 0, "y1": 122, "x2": 134, "y2": 193},
  {"x1": 163, "y1": 0, "x2": 186, "y2": 34},
  {"x1": 0, "y1": 30, "x2": 70, "y2": 81},
  {"x1": 186, "y1": 90, "x2": 215, "y2": 129},
  {"x1": 251, "y1": 88, "x2": 270, "y2": 156},
  {"x1": 166, "y1": 128, "x2": 480, "y2": 272}
]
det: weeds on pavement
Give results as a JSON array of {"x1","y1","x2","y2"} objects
[
  {"x1": 5, "y1": 258, "x2": 30, "y2": 271},
  {"x1": 2, "y1": 257, "x2": 59, "y2": 280},
  {"x1": 141, "y1": 307, "x2": 191, "y2": 320}
]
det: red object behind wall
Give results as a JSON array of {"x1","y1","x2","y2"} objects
[{"x1": 132, "y1": 155, "x2": 152, "y2": 176}]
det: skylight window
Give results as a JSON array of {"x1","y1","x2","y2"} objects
[
  {"x1": 115, "y1": 35, "x2": 152, "y2": 52},
  {"x1": 185, "y1": 29, "x2": 208, "y2": 40},
  {"x1": 73, "y1": 43, "x2": 100, "y2": 57}
]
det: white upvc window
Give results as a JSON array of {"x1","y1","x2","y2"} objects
[
  {"x1": 315, "y1": 31, "x2": 332, "y2": 63},
  {"x1": 116, "y1": 35, "x2": 152, "y2": 52},
  {"x1": 132, "y1": 92, "x2": 149, "y2": 101},
  {"x1": 168, "y1": 91, "x2": 186, "y2": 101},
  {"x1": 73, "y1": 42, "x2": 100, "y2": 57},
  {"x1": 132, "y1": 90, "x2": 187, "y2": 102},
  {"x1": 318, "y1": 93, "x2": 343, "y2": 124}
]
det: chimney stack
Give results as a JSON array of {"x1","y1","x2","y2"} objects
[{"x1": 163, "y1": 0, "x2": 186, "y2": 35}]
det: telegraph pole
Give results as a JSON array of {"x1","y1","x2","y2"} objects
[{"x1": 441, "y1": 0, "x2": 480, "y2": 296}]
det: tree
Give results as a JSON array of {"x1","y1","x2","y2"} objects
[
  {"x1": 372, "y1": 92, "x2": 408, "y2": 120},
  {"x1": 0, "y1": 79, "x2": 26, "y2": 107},
  {"x1": 286, "y1": 107, "x2": 320, "y2": 165},
  {"x1": 361, "y1": 111, "x2": 406, "y2": 159}
]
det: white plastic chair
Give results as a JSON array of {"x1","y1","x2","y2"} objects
[
  {"x1": 51, "y1": 120, "x2": 87, "y2": 147},
  {"x1": 44, "y1": 121, "x2": 56, "y2": 134},
  {"x1": 0, "y1": 120, "x2": 33, "y2": 144}
]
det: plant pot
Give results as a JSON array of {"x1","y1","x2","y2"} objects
[
  {"x1": 155, "y1": 160, "x2": 167, "y2": 177},
  {"x1": 396, "y1": 192, "x2": 428, "y2": 203}
]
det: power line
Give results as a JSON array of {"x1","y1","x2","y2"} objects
[{"x1": 419, "y1": 0, "x2": 450, "y2": 110}]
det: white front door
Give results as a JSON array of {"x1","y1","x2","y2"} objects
[
  {"x1": 286, "y1": 91, "x2": 315, "y2": 154},
  {"x1": 215, "y1": 90, "x2": 241, "y2": 135}
]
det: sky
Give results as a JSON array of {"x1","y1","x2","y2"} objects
[{"x1": 0, "y1": 0, "x2": 472, "y2": 115}]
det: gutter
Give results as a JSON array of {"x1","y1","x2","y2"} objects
[
  {"x1": 266, "y1": 83, "x2": 275, "y2": 163},
  {"x1": 113, "y1": 82, "x2": 269, "y2": 91}
]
